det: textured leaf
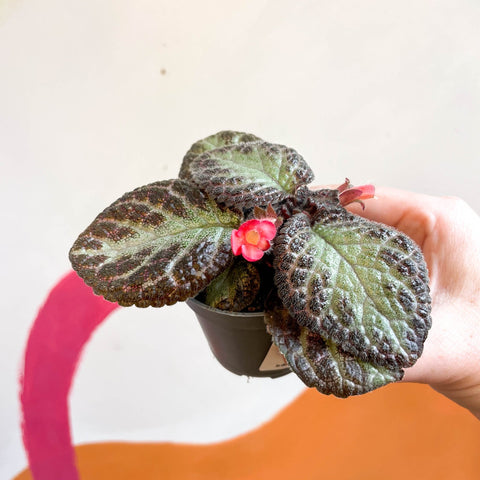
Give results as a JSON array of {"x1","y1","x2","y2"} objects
[
  {"x1": 265, "y1": 292, "x2": 403, "y2": 397},
  {"x1": 179, "y1": 130, "x2": 263, "y2": 181},
  {"x1": 69, "y1": 179, "x2": 241, "y2": 307},
  {"x1": 203, "y1": 259, "x2": 261, "y2": 311},
  {"x1": 185, "y1": 141, "x2": 314, "y2": 209},
  {"x1": 274, "y1": 209, "x2": 431, "y2": 370}
]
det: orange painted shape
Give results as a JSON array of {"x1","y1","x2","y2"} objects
[{"x1": 14, "y1": 382, "x2": 480, "y2": 480}]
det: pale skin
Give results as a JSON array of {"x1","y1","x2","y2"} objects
[{"x1": 346, "y1": 187, "x2": 480, "y2": 420}]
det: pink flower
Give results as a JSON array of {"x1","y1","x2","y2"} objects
[
  {"x1": 337, "y1": 178, "x2": 375, "y2": 209},
  {"x1": 231, "y1": 219, "x2": 277, "y2": 262}
]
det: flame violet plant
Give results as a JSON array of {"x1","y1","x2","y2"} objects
[{"x1": 69, "y1": 131, "x2": 431, "y2": 397}]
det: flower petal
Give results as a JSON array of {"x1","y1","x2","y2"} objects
[
  {"x1": 231, "y1": 230, "x2": 244, "y2": 255},
  {"x1": 255, "y1": 220, "x2": 277, "y2": 240},
  {"x1": 237, "y1": 219, "x2": 260, "y2": 235},
  {"x1": 257, "y1": 238, "x2": 271, "y2": 251},
  {"x1": 241, "y1": 244, "x2": 265, "y2": 262}
]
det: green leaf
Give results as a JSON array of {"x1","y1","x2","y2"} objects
[
  {"x1": 202, "y1": 259, "x2": 261, "y2": 312},
  {"x1": 69, "y1": 179, "x2": 241, "y2": 307},
  {"x1": 179, "y1": 130, "x2": 263, "y2": 181},
  {"x1": 184, "y1": 139, "x2": 314, "y2": 209},
  {"x1": 265, "y1": 292, "x2": 403, "y2": 397},
  {"x1": 274, "y1": 210, "x2": 431, "y2": 370}
]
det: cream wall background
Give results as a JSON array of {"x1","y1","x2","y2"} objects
[{"x1": 1, "y1": 1, "x2": 480, "y2": 477}]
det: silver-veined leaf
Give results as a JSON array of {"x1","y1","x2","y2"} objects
[
  {"x1": 265, "y1": 292, "x2": 403, "y2": 397},
  {"x1": 179, "y1": 130, "x2": 263, "y2": 181},
  {"x1": 274, "y1": 210, "x2": 431, "y2": 369},
  {"x1": 69, "y1": 179, "x2": 241, "y2": 307},
  {"x1": 185, "y1": 140, "x2": 314, "y2": 209},
  {"x1": 203, "y1": 259, "x2": 261, "y2": 312}
]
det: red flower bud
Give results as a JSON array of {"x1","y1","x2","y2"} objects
[{"x1": 338, "y1": 178, "x2": 375, "y2": 209}]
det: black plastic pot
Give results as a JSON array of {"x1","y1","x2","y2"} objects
[{"x1": 187, "y1": 298, "x2": 291, "y2": 379}]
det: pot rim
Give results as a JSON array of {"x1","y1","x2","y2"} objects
[{"x1": 186, "y1": 297, "x2": 265, "y2": 318}]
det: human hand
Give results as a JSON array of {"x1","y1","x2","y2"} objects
[{"x1": 349, "y1": 187, "x2": 480, "y2": 419}]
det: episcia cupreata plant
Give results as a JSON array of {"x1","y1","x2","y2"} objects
[{"x1": 69, "y1": 131, "x2": 431, "y2": 398}]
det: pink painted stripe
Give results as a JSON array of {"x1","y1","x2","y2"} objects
[{"x1": 20, "y1": 271, "x2": 119, "y2": 479}]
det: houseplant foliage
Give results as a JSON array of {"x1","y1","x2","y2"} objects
[{"x1": 69, "y1": 130, "x2": 431, "y2": 398}]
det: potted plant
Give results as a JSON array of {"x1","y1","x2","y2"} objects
[{"x1": 69, "y1": 130, "x2": 431, "y2": 397}]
